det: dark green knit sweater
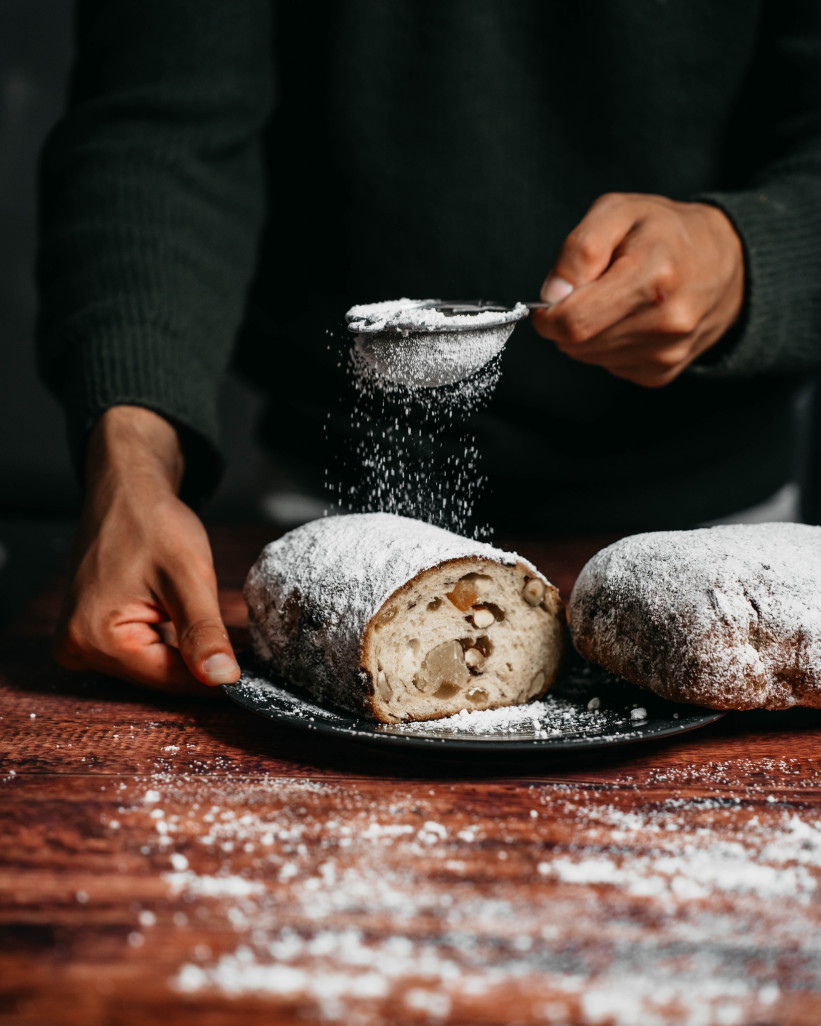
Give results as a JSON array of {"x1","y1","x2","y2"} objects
[{"x1": 37, "y1": 0, "x2": 821, "y2": 531}]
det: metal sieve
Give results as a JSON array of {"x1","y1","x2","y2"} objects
[{"x1": 346, "y1": 299, "x2": 551, "y2": 388}]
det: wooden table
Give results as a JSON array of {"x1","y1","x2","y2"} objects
[{"x1": 1, "y1": 525, "x2": 820, "y2": 1026}]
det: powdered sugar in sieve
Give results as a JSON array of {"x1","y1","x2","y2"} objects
[{"x1": 346, "y1": 299, "x2": 530, "y2": 388}]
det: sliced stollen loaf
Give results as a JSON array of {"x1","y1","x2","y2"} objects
[
  {"x1": 569, "y1": 523, "x2": 821, "y2": 710},
  {"x1": 244, "y1": 512, "x2": 565, "y2": 723}
]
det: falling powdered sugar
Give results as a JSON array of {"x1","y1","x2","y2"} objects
[{"x1": 326, "y1": 299, "x2": 524, "y2": 539}]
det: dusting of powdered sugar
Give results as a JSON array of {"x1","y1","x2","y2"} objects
[
  {"x1": 395, "y1": 695, "x2": 631, "y2": 741},
  {"x1": 91, "y1": 764, "x2": 821, "y2": 1026},
  {"x1": 243, "y1": 512, "x2": 538, "y2": 712},
  {"x1": 247, "y1": 512, "x2": 530, "y2": 649},
  {"x1": 324, "y1": 354, "x2": 501, "y2": 538},
  {"x1": 228, "y1": 668, "x2": 346, "y2": 724},
  {"x1": 324, "y1": 299, "x2": 527, "y2": 539},
  {"x1": 346, "y1": 298, "x2": 527, "y2": 334},
  {"x1": 570, "y1": 522, "x2": 821, "y2": 710},
  {"x1": 227, "y1": 651, "x2": 717, "y2": 747}
]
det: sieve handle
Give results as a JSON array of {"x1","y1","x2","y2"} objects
[{"x1": 425, "y1": 300, "x2": 554, "y2": 314}]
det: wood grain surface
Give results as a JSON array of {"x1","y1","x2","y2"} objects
[{"x1": 1, "y1": 525, "x2": 820, "y2": 1026}]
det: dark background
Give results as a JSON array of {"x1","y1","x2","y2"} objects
[{"x1": 1, "y1": 2, "x2": 819, "y2": 626}]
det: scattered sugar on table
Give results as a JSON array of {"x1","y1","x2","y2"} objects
[{"x1": 83, "y1": 752, "x2": 821, "y2": 1026}]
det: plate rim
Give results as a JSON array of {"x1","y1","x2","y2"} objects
[{"x1": 222, "y1": 667, "x2": 726, "y2": 756}]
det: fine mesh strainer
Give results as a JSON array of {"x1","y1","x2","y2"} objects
[{"x1": 346, "y1": 299, "x2": 552, "y2": 388}]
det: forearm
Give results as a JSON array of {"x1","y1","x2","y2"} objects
[
  {"x1": 690, "y1": 0, "x2": 821, "y2": 377},
  {"x1": 85, "y1": 406, "x2": 183, "y2": 499},
  {"x1": 693, "y1": 176, "x2": 821, "y2": 376}
]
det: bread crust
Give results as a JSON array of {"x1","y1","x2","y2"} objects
[
  {"x1": 569, "y1": 523, "x2": 821, "y2": 710},
  {"x1": 244, "y1": 513, "x2": 564, "y2": 722}
]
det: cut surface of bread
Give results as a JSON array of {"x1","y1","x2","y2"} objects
[
  {"x1": 244, "y1": 513, "x2": 565, "y2": 723},
  {"x1": 569, "y1": 522, "x2": 821, "y2": 710},
  {"x1": 364, "y1": 556, "x2": 564, "y2": 721}
]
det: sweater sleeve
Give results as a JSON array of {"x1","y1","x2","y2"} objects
[
  {"x1": 36, "y1": 0, "x2": 274, "y2": 503},
  {"x1": 692, "y1": 0, "x2": 821, "y2": 378}
]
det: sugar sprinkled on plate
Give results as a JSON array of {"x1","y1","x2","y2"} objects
[
  {"x1": 392, "y1": 692, "x2": 618, "y2": 740},
  {"x1": 227, "y1": 654, "x2": 700, "y2": 746}
]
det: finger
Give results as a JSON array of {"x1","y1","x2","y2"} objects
[
  {"x1": 570, "y1": 327, "x2": 695, "y2": 383},
  {"x1": 549, "y1": 289, "x2": 699, "y2": 359},
  {"x1": 560, "y1": 339, "x2": 694, "y2": 380},
  {"x1": 155, "y1": 619, "x2": 179, "y2": 648},
  {"x1": 106, "y1": 629, "x2": 209, "y2": 695},
  {"x1": 534, "y1": 249, "x2": 650, "y2": 347},
  {"x1": 540, "y1": 193, "x2": 641, "y2": 304},
  {"x1": 158, "y1": 564, "x2": 240, "y2": 686},
  {"x1": 54, "y1": 614, "x2": 208, "y2": 695},
  {"x1": 605, "y1": 363, "x2": 682, "y2": 389}
]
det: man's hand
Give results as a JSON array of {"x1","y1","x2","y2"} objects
[
  {"x1": 54, "y1": 406, "x2": 240, "y2": 694},
  {"x1": 532, "y1": 194, "x2": 745, "y2": 387}
]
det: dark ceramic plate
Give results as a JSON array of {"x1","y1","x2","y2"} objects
[{"x1": 223, "y1": 651, "x2": 724, "y2": 756}]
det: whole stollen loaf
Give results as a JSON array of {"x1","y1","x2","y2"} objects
[
  {"x1": 244, "y1": 513, "x2": 565, "y2": 723},
  {"x1": 569, "y1": 523, "x2": 821, "y2": 710}
]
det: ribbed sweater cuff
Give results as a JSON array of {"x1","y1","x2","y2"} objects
[
  {"x1": 692, "y1": 178, "x2": 821, "y2": 376},
  {"x1": 59, "y1": 321, "x2": 224, "y2": 506}
]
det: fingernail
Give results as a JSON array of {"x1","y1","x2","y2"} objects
[
  {"x1": 542, "y1": 276, "x2": 575, "y2": 305},
  {"x1": 202, "y1": 653, "x2": 240, "y2": 682}
]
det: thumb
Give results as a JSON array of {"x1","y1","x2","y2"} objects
[
  {"x1": 163, "y1": 572, "x2": 240, "y2": 686},
  {"x1": 541, "y1": 193, "x2": 639, "y2": 303}
]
